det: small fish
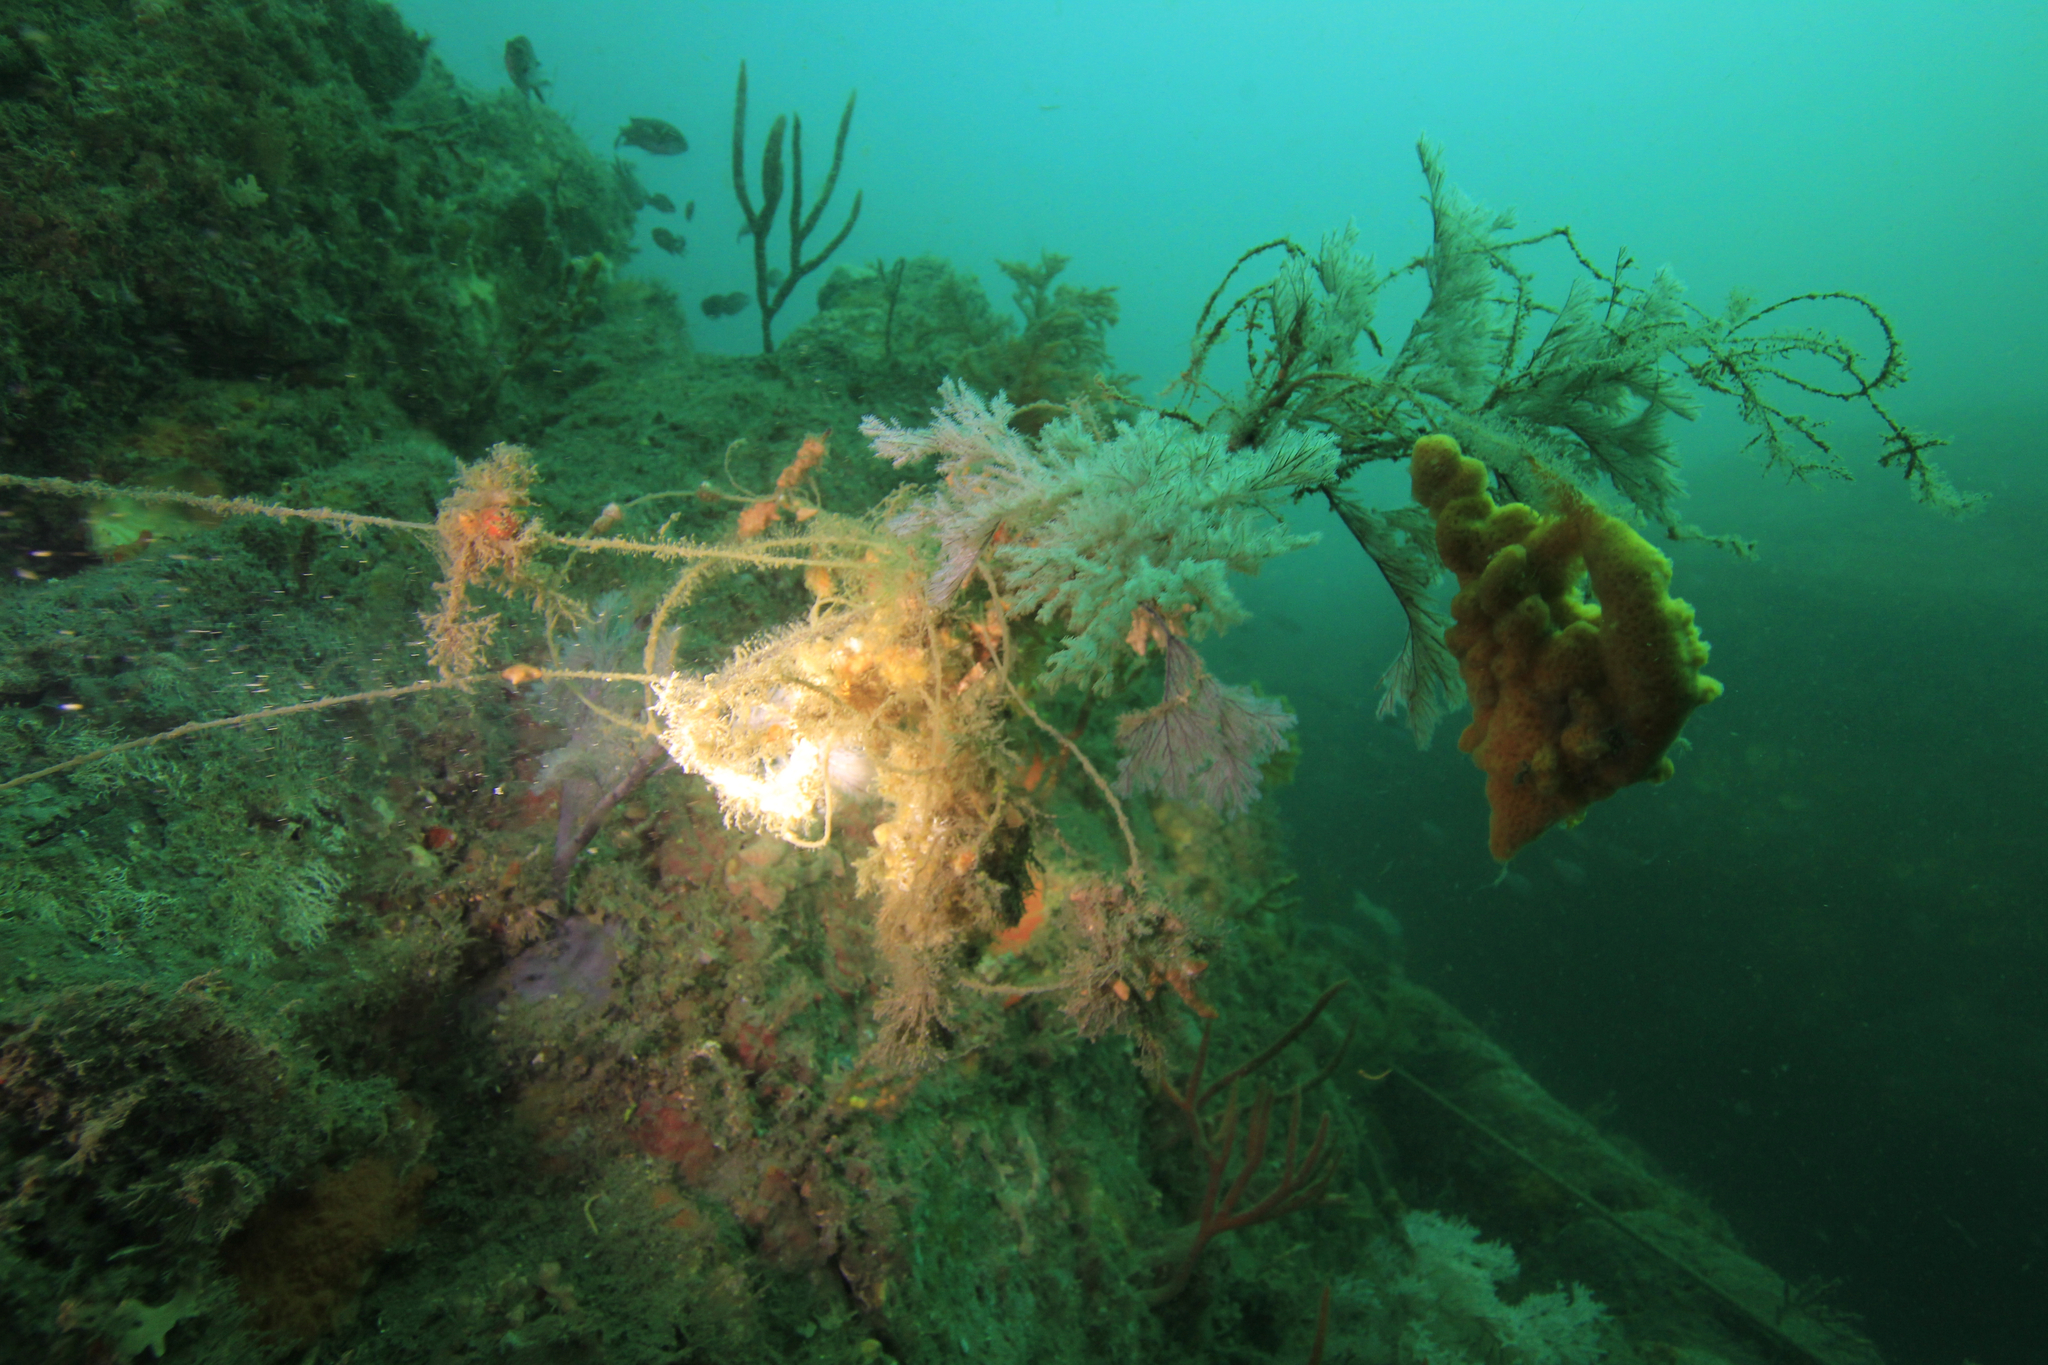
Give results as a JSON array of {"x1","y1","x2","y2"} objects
[
  {"x1": 504, "y1": 36, "x2": 549, "y2": 104},
  {"x1": 683, "y1": 200, "x2": 695, "y2": 221},
  {"x1": 700, "y1": 291, "x2": 751, "y2": 318},
  {"x1": 650, "y1": 227, "x2": 686, "y2": 256},
  {"x1": 646, "y1": 193, "x2": 676, "y2": 214},
  {"x1": 616, "y1": 117, "x2": 687, "y2": 156}
]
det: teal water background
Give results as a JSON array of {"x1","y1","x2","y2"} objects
[{"x1": 395, "y1": 3, "x2": 2047, "y2": 1361}]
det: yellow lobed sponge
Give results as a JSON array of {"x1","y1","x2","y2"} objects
[{"x1": 1410, "y1": 434, "x2": 1721, "y2": 860}]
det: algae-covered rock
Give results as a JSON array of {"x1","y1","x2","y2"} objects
[
  {"x1": 0, "y1": 978, "x2": 406, "y2": 1352},
  {"x1": 0, "y1": 0, "x2": 635, "y2": 505}
]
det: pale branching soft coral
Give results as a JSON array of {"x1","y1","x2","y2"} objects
[
  {"x1": 862, "y1": 381, "x2": 1326, "y2": 820},
  {"x1": 862, "y1": 380, "x2": 1338, "y2": 693},
  {"x1": 864, "y1": 383, "x2": 1059, "y2": 606}
]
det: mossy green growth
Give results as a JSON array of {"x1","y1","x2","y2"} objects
[
  {"x1": 786, "y1": 252, "x2": 1130, "y2": 425},
  {"x1": 954, "y1": 252, "x2": 1131, "y2": 417},
  {"x1": 784, "y1": 255, "x2": 1012, "y2": 410},
  {"x1": 0, "y1": 978, "x2": 400, "y2": 1354},
  {"x1": 0, "y1": 0, "x2": 636, "y2": 505}
]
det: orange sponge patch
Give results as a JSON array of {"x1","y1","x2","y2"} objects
[{"x1": 1411, "y1": 434, "x2": 1721, "y2": 860}]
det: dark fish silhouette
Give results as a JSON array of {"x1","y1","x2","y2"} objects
[
  {"x1": 650, "y1": 228, "x2": 686, "y2": 256},
  {"x1": 700, "y1": 292, "x2": 751, "y2": 318},
  {"x1": 683, "y1": 200, "x2": 695, "y2": 221},
  {"x1": 647, "y1": 193, "x2": 676, "y2": 214},
  {"x1": 615, "y1": 118, "x2": 687, "y2": 156},
  {"x1": 504, "y1": 36, "x2": 549, "y2": 103}
]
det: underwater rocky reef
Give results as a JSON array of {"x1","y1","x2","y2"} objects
[{"x1": 0, "y1": 3, "x2": 1961, "y2": 1363}]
